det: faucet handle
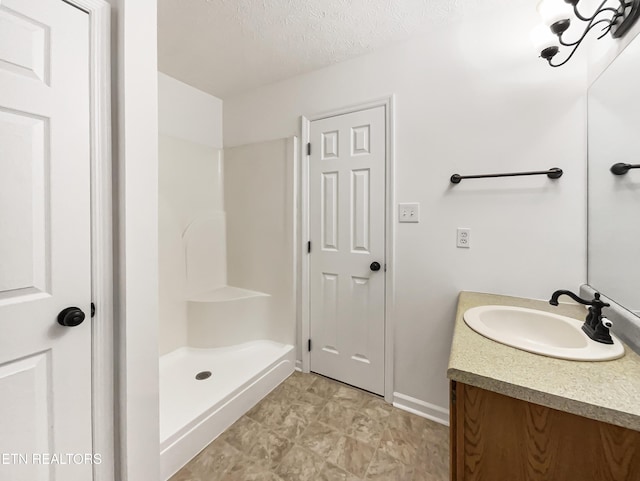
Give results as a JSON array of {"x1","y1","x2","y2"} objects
[
  {"x1": 591, "y1": 292, "x2": 610, "y2": 308},
  {"x1": 590, "y1": 316, "x2": 615, "y2": 345}
]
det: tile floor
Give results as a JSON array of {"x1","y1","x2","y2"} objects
[{"x1": 170, "y1": 371, "x2": 449, "y2": 481}]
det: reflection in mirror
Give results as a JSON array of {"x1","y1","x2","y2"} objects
[{"x1": 588, "y1": 33, "x2": 640, "y2": 317}]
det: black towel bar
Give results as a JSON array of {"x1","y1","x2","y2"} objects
[
  {"x1": 450, "y1": 167, "x2": 563, "y2": 184},
  {"x1": 610, "y1": 163, "x2": 640, "y2": 175}
]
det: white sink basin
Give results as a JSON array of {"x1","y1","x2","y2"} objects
[{"x1": 463, "y1": 305, "x2": 625, "y2": 361}]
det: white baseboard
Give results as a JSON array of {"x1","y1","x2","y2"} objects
[
  {"x1": 392, "y1": 392, "x2": 449, "y2": 427},
  {"x1": 295, "y1": 359, "x2": 302, "y2": 371}
]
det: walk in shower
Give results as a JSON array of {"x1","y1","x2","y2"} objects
[{"x1": 158, "y1": 75, "x2": 296, "y2": 480}]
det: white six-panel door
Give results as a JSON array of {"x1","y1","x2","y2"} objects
[
  {"x1": 0, "y1": 1, "x2": 93, "y2": 480},
  {"x1": 309, "y1": 106, "x2": 386, "y2": 395}
]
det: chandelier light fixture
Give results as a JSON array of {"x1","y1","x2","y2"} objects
[{"x1": 531, "y1": 0, "x2": 640, "y2": 67}]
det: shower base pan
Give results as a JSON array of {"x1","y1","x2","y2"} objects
[{"x1": 159, "y1": 340, "x2": 295, "y2": 480}]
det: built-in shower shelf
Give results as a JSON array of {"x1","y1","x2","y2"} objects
[{"x1": 187, "y1": 286, "x2": 270, "y2": 303}]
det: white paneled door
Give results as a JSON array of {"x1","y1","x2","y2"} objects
[
  {"x1": 309, "y1": 106, "x2": 386, "y2": 395},
  {"x1": 0, "y1": 1, "x2": 93, "y2": 480}
]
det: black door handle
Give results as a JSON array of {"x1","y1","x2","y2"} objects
[
  {"x1": 370, "y1": 262, "x2": 381, "y2": 272},
  {"x1": 57, "y1": 307, "x2": 86, "y2": 327}
]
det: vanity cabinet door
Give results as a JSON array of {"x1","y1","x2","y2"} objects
[{"x1": 450, "y1": 381, "x2": 640, "y2": 481}]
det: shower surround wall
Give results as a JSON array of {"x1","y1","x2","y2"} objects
[
  {"x1": 159, "y1": 136, "x2": 224, "y2": 354},
  {"x1": 225, "y1": 139, "x2": 295, "y2": 344},
  {"x1": 186, "y1": 138, "x2": 296, "y2": 348},
  {"x1": 158, "y1": 73, "x2": 295, "y2": 480},
  {"x1": 158, "y1": 72, "x2": 224, "y2": 355}
]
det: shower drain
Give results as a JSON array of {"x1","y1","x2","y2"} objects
[{"x1": 195, "y1": 371, "x2": 212, "y2": 381}]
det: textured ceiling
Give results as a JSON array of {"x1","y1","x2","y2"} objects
[{"x1": 158, "y1": 0, "x2": 529, "y2": 98}]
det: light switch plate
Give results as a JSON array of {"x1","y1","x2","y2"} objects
[{"x1": 399, "y1": 203, "x2": 420, "y2": 223}]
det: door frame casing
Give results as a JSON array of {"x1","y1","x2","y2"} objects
[
  {"x1": 61, "y1": 1, "x2": 114, "y2": 480},
  {"x1": 300, "y1": 96, "x2": 396, "y2": 402}
]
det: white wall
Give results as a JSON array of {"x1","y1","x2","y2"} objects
[
  {"x1": 224, "y1": 6, "x2": 588, "y2": 415},
  {"x1": 108, "y1": 1, "x2": 160, "y2": 480},
  {"x1": 158, "y1": 73, "x2": 224, "y2": 355}
]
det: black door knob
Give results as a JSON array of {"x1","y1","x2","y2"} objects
[
  {"x1": 57, "y1": 307, "x2": 86, "y2": 327},
  {"x1": 370, "y1": 262, "x2": 381, "y2": 272}
]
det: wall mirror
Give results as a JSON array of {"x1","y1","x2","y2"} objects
[{"x1": 588, "y1": 34, "x2": 640, "y2": 318}]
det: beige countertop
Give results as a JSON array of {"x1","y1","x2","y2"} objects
[{"x1": 448, "y1": 291, "x2": 640, "y2": 432}]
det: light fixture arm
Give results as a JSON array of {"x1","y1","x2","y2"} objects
[
  {"x1": 535, "y1": 0, "x2": 640, "y2": 67},
  {"x1": 558, "y1": 18, "x2": 613, "y2": 47},
  {"x1": 548, "y1": 19, "x2": 612, "y2": 66},
  {"x1": 571, "y1": 0, "x2": 619, "y2": 22}
]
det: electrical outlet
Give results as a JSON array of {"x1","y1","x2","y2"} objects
[
  {"x1": 398, "y1": 203, "x2": 420, "y2": 223},
  {"x1": 457, "y1": 228, "x2": 471, "y2": 248}
]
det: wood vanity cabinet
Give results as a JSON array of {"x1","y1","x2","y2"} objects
[{"x1": 449, "y1": 381, "x2": 640, "y2": 481}]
